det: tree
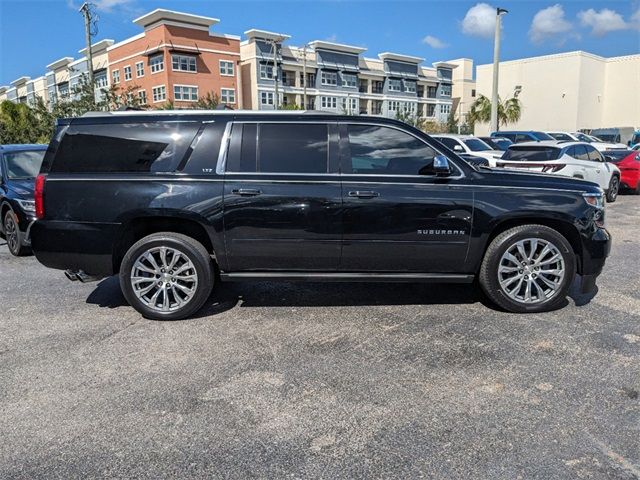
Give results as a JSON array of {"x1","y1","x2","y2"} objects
[
  {"x1": 395, "y1": 109, "x2": 426, "y2": 130},
  {"x1": 103, "y1": 83, "x2": 143, "y2": 110},
  {"x1": 467, "y1": 94, "x2": 522, "y2": 130},
  {"x1": 446, "y1": 112, "x2": 459, "y2": 134}
]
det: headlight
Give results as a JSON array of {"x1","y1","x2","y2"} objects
[
  {"x1": 15, "y1": 199, "x2": 36, "y2": 213},
  {"x1": 582, "y1": 192, "x2": 604, "y2": 209}
]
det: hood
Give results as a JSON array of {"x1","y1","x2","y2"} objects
[
  {"x1": 475, "y1": 167, "x2": 602, "y2": 194},
  {"x1": 7, "y1": 178, "x2": 35, "y2": 198}
]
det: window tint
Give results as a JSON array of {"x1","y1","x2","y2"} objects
[
  {"x1": 51, "y1": 123, "x2": 200, "y2": 173},
  {"x1": 258, "y1": 124, "x2": 328, "y2": 174},
  {"x1": 503, "y1": 146, "x2": 561, "y2": 161},
  {"x1": 181, "y1": 121, "x2": 226, "y2": 175},
  {"x1": 226, "y1": 123, "x2": 258, "y2": 172},
  {"x1": 571, "y1": 145, "x2": 590, "y2": 161},
  {"x1": 436, "y1": 137, "x2": 461, "y2": 151},
  {"x1": 463, "y1": 138, "x2": 491, "y2": 152},
  {"x1": 3, "y1": 150, "x2": 46, "y2": 179},
  {"x1": 347, "y1": 125, "x2": 437, "y2": 175},
  {"x1": 585, "y1": 145, "x2": 603, "y2": 162}
]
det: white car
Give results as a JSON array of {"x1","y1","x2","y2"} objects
[
  {"x1": 496, "y1": 141, "x2": 621, "y2": 202},
  {"x1": 546, "y1": 131, "x2": 627, "y2": 151},
  {"x1": 431, "y1": 134, "x2": 503, "y2": 167}
]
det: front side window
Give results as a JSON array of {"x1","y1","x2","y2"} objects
[
  {"x1": 3, "y1": 150, "x2": 46, "y2": 179},
  {"x1": 463, "y1": 138, "x2": 492, "y2": 152},
  {"x1": 152, "y1": 85, "x2": 166, "y2": 103},
  {"x1": 388, "y1": 79, "x2": 402, "y2": 91},
  {"x1": 221, "y1": 88, "x2": 235, "y2": 104},
  {"x1": 172, "y1": 54, "x2": 197, "y2": 72},
  {"x1": 219, "y1": 60, "x2": 234, "y2": 76},
  {"x1": 346, "y1": 124, "x2": 438, "y2": 176},
  {"x1": 174, "y1": 85, "x2": 198, "y2": 101},
  {"x1": 436, "y1": 137, "x2": 463, "y2": 151},
  {"x1": 150, "y1": 55, "x2": 164, "y2": 73},
  {"x1": 321, "y1": 71, "x2": 338, "y2": 86}
]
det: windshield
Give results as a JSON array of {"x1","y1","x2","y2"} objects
[
  {"x1": 595, "y1": 134, "x2": 618, "y2": 143},
  {"x1": 604, "y1": 150, "x2": 632, "y2": 163},
  {"x1": 502, "y1": 146, "x2": 561, "y2": 161},
  {"x1": 574, "y1": 133, "x2": 593, "y2": 142},
  {"x1": 463, "y1": 138, "x2": 492, "y2": 152},
  {"x1": 3, "y1": 150, "x2": 46, "y2": 179},
  {"x1": 531, "y1": 131, "x2": 555, "y2": 141},
  {"x1": 549, "y1": 132, "x2": 574, "y2": 141}
]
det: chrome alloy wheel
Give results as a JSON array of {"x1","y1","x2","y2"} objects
[
  {"x1": 5, "y1": 214, "x2": 19, "y2": 253},
  {"x1": 130, "y1": 246, "x2": 198, "y2": 313},
  {"x1": 497, "y1": 238, "x2": 565, "y2": 304}
]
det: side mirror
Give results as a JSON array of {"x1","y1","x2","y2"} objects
[
  {"x1": 453, "y1": 144, "x2": 464, "y2": 152},
  {"x1": 433, "y1": 155, "x2": 451, "y2": 176}
]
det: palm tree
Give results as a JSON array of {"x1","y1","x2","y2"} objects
[{"x1": 467, "y1": 94, "x2": 522, "y2": 130}]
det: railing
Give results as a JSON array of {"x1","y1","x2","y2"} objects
[{"x1": 371, "y1": 87, "x2": 383, "y2": 94}]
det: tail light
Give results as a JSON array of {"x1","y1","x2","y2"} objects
[
  {"x1": 542, "y1": 164, "x2": 566, "y2": 173},
  {"x1": 35, "y1": 174, "x2": 46, "y2": 220}
]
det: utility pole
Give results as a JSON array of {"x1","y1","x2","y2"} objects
[
  {"x1": 302, "y1": 45, "x2": 307, "y2": 110},
  {"x1": 80, "y1": 2, "x2": 95, "y2": 100},
  {"x1": 490, "y1": 7, "x2": 508, "y2": 133},
  {"x1": 268, "y1": 39, "x2": 280, "y2": 110}
]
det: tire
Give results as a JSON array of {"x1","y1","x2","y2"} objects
[
  {"x1": 119, "y1": 232, "x2": 214, "y2": 320},
  {"x1": 606, "y1": 176, "x2": 619, "y2": 203},
  {"x1": 3, "y1": 210, "x2": 29, "y2": 256},
  {"x1": 479, "y1": 225, "x2": 576, "y2": 313}
]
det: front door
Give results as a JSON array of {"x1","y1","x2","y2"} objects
[
  {"x1": 339, "y1": 123, "x2": 473, "y2": 273},
  {"x1": 222, "y1": 121, "x2": 342, "y2": 271}
]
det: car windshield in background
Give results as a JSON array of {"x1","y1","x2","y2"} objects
[
  {"x1": 574, "y1": 133, "x2": 593, "y2": 142},
  {"x1": 4, "y1": 150, "x2": 46, "y2": 179},
  {"x1": 463, "y1": 138, "x2": 492, "y2": 151},
  {"x1": 604, "y1": 150, "x2": 632, "y2": 162},
  {"x1": 502, "y1": 146, "x2": 561, "y2": 161},
  {"x1": 595, "y1": 134, "x2": 617, "y2": 143},
  {"x1": 549, "y1": 133, "x2": 574, "y2": 141},
  {"x1": 531, "y1": 131, "x2": 555, "y2": 141},
  {"x1": 493, "y1": 139, "x2": 513, "y2": 150}
]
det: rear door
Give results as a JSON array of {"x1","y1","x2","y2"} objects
[
  {"x1": 222, "y1": 121, "x2": 343, "y2": 271},
  {"x1": 568, "y1": 145, "x2": 597, "y2": 182},
  {"x1": 585, "y1": 144, "x2": 611, "y2": 188},
  {"x1": 338, "y1": 122, "x2": 473, "y2": 273}
]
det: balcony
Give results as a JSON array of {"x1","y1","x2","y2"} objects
[{"x1": 371, "y1": 86, "x2": 383, "y2": 94}]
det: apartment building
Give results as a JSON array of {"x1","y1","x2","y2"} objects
[
  {"x1": 107, "y1": 9, "x2": 241, "y2": 108},
  {"x1": 240, "y1": 30, "x2": 455, "y2": 121},
  {"x1": 447, "y1": 58, "x2": 476, "y2": 125},
  {"x1": 474, "y1": 51, "x2": 640, "y2": 135},
  {"x1": 1, "y1": 75, "x2": 49, "y2": 106}
]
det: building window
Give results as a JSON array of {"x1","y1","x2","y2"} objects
[
  {"x1": 135, "y1": 61, "x2": 144, "y2": 78},
  {"x1": 112, "y1": 69, "x2": 120, "y2": 84},
  {"x1": 427, "y1": 86, "x2": 437, "y2": 98},
  {"x1": 404, "y1": 81, "x2": 416, "y2": 93},
  {"x1": 301, "y1": 72, "x2": 315, "y2": 86},
  {"x1": 321, "y1": 71, "x2": 338, "y2": 86},
  {"x1": 259, "y1": 64, "x2": 274, "y2": 80},
  {"x1": 124, "y1": 65, "x2": 132, "y2": 81},
  {"x1": 172, "y1": 54, "x2": 197, "y2": 72},
  {"x1": 427, "y1": 104, "x2": 436, "y2": 117},
  {"x1": 138, "y1": 90, "x2": 147, "y2": 105},
  {"x1": 342, "y1": 73, "x2": 357, "y2": 88},
  {"x1": 150, "y1": 55, "x2": 164, "y2": 73},
  {"x1": 260, "y1": 91, "x2": 274, "y2": 105},
  {"x1": 340, "y1": 97, "x2": 359, "y2": 114},
  {"x1": 152, "y1": 85, "x2": 166, "y2": 103},
  {"x1": 221, "y1": 88, "x2": 235, "y2": 104},
  {"x1": 320, "y1": 96, "x2": 338, "y2": 109},
  {"x1": 94, "y1": 70, "x2": 108, "y2": 88},
  {"x1": 388, "y1": 79, "x2": 402, "y2": 92},
  {"x1": 472, "y1": 89, "x2": 476, "y2": 97},
  {"x1": 441, "y1": 84, "x2": 451, "y2": 97},
  {"x1": 440, "y1": 104, "x2": 451, "y2": 115},
  {"x1": 174, "y1": 85, "x2": 198, "y2": 101},
  {"x1": 219, "y1": 60, "x2": 234, "y2": 76}
]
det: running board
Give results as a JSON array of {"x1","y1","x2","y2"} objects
[{"x1": 220, "y1": 272, "x2": 474, "y2": 283}]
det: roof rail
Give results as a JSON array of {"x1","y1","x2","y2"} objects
[{"x1": 80, "y1": 109, "x2": 339, "y2": 117}]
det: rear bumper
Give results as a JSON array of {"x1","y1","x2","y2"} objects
[{"x1": 31, "y1": 220, "x2": 118, "y2": 278}]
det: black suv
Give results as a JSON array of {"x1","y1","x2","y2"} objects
[
  {"x1": 0, "y1": 144, "x2": 47, "y2": 256},
  {"x1": 31, "y1": 112, "x2": 611, "y2": 320}
]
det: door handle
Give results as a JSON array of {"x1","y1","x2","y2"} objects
[
  {"x1": 348, "y1": 190, "x2": 379, "y2": 199},
  {"x1": 231, "y1": 188, "x2": 262, "y2": 197}
]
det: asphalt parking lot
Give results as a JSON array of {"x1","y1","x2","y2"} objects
[{"x1": 1, "y1": 196, "x2": 639, "y2": 479}]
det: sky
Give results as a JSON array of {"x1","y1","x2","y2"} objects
[{"x1": 0, "y1": 0, "x2": 639, "y2": 85}]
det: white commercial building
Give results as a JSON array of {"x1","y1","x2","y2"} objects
[{"x1": 474, "y1": 51, "x2": 640, "y2": 135}]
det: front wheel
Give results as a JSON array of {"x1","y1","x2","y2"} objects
[
  {"x1": 119, "y1": 232, "x2": 214, "y2": 320},
  {"x1": 479, "y1": 225, "x2": 576, "y2": 313},
  {"x1": 606, "y1": 176, "x2": 619, "y2": 203}
]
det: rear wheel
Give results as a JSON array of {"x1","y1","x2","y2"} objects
[
  {"x1": 119, "y1": 232, "x2": 214, "y2": 320},
  {"x1": 3, "y1": 210, "x2": 29, "y2": 256},
  {"x1": 606, "y1": 176, "x2": 619, "y2": 203},
  {"x1": 479, "y1": 225, "x2": 576, "y2": 313}
]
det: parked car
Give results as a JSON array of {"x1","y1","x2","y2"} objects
[
  {"x1": 631, "y1": 144, "x2": 640, "y2": 151},
  {"x1": 491, "y1": 131, "x2": 555, "y2": 143},
  {"x1": 603, "y1": 149, "x2": 640, "y2": 194},
  {"x1": 496, "y1": 141, "x2": 620, "y2": 202},
  {"x1": 431, "y1": 134, "x2": 502, "y2": 166},
  {"x1": 478, "y1": 136, "x2": 513, "y2": 151},
  {"x1": 591, "y1": 127, "x2": 636, "y2": 146},
  {"x1": 31, "y1": 111, "x2": 611, "y2": 319},
  {"x1": 547, "y1": 131, "x2": 626, "y2": 151},
  {"x1": 0, "y1": 144, "x2": 47, "y2": 256}
]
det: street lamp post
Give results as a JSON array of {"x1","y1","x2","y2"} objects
[{"x1": 490, "y1": 7, "x2": 508, "y2": 133}]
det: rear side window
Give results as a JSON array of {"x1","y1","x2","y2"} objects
[
  {"x1": 226, "y1": 123, "x2": 329, "y2": 174},
  {"x1": 503, "y1": 147, "x2": 561, "y2": 161},
  {"x1": 585, "y1": 145, "x2": 603, "y2": 162},
  {"x1": 51, "y1": 122, "x2": 200, "y2": 173}
]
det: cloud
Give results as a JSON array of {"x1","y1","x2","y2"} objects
[
  {"x1": 578, "y1": 8, "x2": 629, "y2": 36},
  {"x1": 422, "y1": 35, "x2": 448, "y2": 49},
  {"x1": 529, "y1": 4, "x2": 573, "y2": 44},
  {"x1": 632, "y1": 8, "x2": 640, "y2": 29},
  {"x1": 461, "y1": 3, "x2": 497, "y2": 39}
]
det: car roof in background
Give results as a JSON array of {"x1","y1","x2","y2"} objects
[
  {"x1": 507, "y1": 140, "x2": 567, "y2": 148},
  {"x1": 0, "y1": 144, "x2": 48, "y2": 152}
]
